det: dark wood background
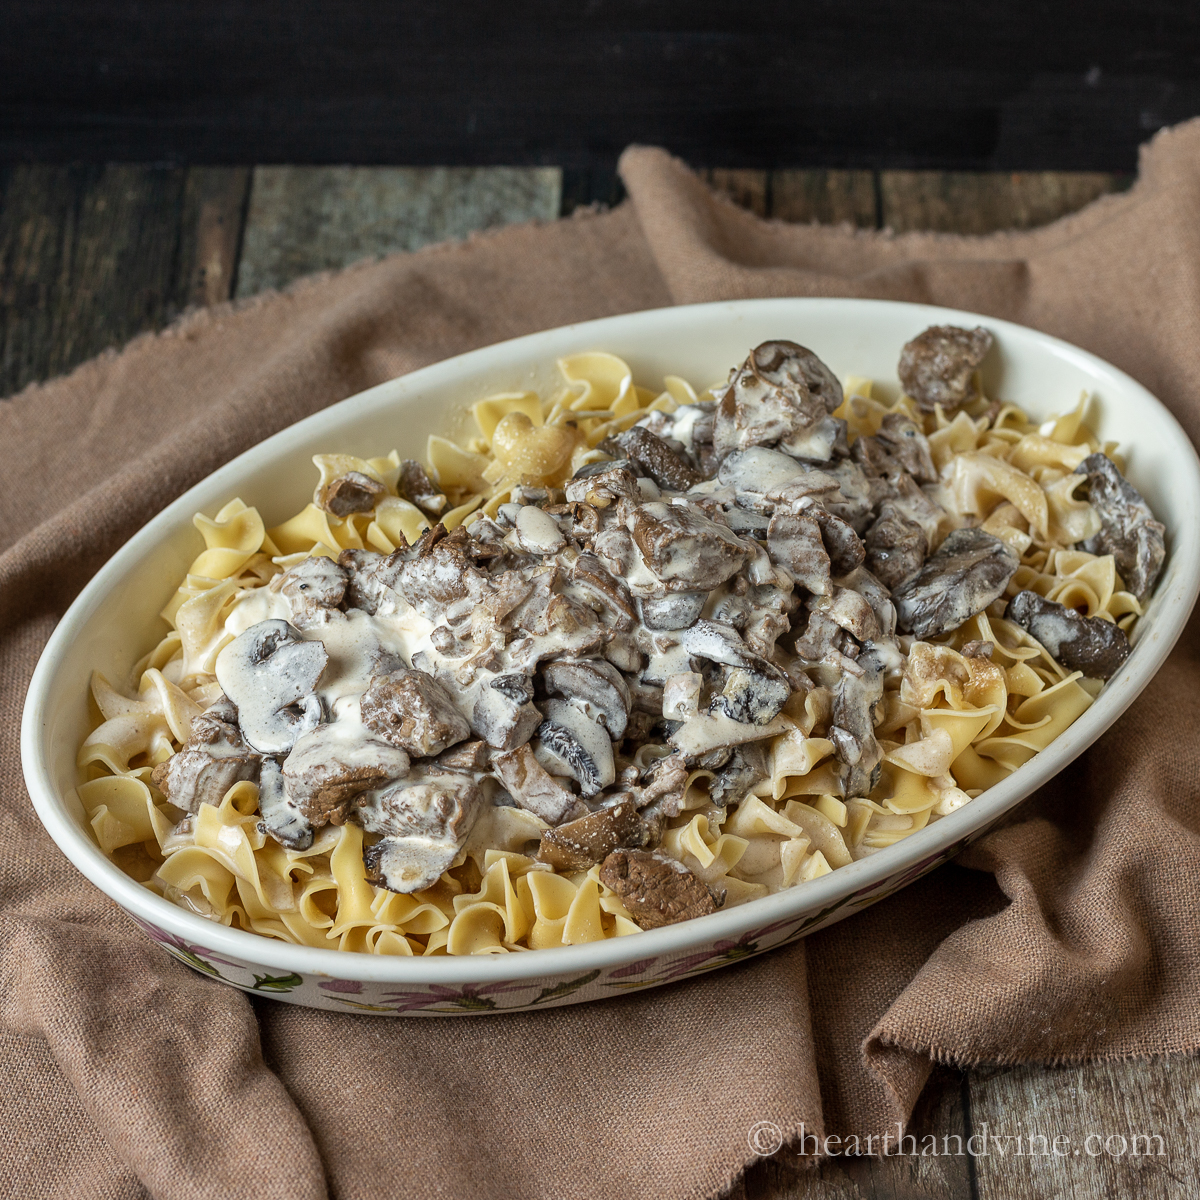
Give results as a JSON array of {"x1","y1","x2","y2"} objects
[{"x1": 3, "y1": 1, "x2": 1200, "y2": 171}]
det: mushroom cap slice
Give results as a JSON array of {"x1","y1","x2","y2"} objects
[
  {"x1": 534, "y1": 697, "x2": 617, "y2": 798},
  {"x1": 542, "y1": 659, "x2": 631, "y2": 740},
  {"x1": 215, "y1": 619, "x2": 329, "y2": 755},
  {"x1": 257, "y1": 756, "x2": 313, "y2": 850},
  {"x1": 1007, "y1": 590, "x2": 1131, "y2": 681},
  {"x1": 893, "y1": 528, "x2": 1019, "y2": 640},
  {"x1": 638, "y1": 591, "x2": 708, "y2": 631}
]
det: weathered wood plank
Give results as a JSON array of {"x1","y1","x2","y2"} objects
[
  {"x1": 771, "y1": 170, "x2": 878, "y2": 228},
  {"x1": 703, "y1": 169, "x2": 770, "y2": 217},
  {"x1": 732, "y1": 1068, "x2": 973, "y2": 1200},
  {"x1": 878, "y1": 171, "x2": 1131, "y2": 235},
  {"x1": 174, "y1": 166, "x2": 251, "y2": 309},
  {"x1": 969, "y1": 1056, "x2": 1200, "y2": 1200},
  {"x1": 234, "y1": 166, "x2": 562, "y2": 298}
]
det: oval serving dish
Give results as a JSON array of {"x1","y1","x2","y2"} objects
[{"x1": 22, "y1": 298, "x2": 1200, "y2": 1015}]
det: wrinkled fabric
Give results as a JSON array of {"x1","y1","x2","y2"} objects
[{"x1": 3, "y1": 121, "x2": 1200, "y2": 1200}]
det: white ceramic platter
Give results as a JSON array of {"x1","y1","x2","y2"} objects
[{"x1": 22, "y1": 299, "x2": 1200, "y2": 1015}]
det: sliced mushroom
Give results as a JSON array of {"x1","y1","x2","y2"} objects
[
  {"x1": 360, "y1": 668, "x2": 471, "y2": 757},
  {"x1": 256, "y1": 756, "x2": 313, "y2": 850},
  {"x1": 766, "y1": 510, "x2": 832, "y2": 595},
  {"x1": 269, "y1": 556, "x2": 348, "y2": 628},
  {"x1": 713, "y1": 341, "x2": 843, "y2": 460},
  {"x1": 836, "y1": 565, "x2": 898, "y2": 639},
  {"x1": 534, "y1": 698, "x2": 617, "y2": 797},
  {"x1": 1007, "y1": 590, "x2": 1132, "y2": 680},
  {"x1": 398, "y1": 459, "x2": 448, "y2": 517},
  {"x1": 542, "y1": 659, "x2": 631, "y2": 740},
  {"x1": 898, "y1": 325, "x2": 993, "y2": 413},
  {"x1": 638, "y1": 590, "x2": 708, "y2": 631},
  {"x1": 864, "y1": 501, "x2": 928, "y2": 589},
  {"x1": 360, "y1": 772, "x2": 481, "y2": 893},
  {"x1": 215, "y1": 620, "x2": 328, "y2": 755},
  {"x1": 471, "y1": 673, "x2": 543, "y2": 750},
  {"x1": 893, "y1": 528, "x2": 1019, "y2": 640},
  {"x1": 682, "y1": 620, "x2": 791, "y2": 726},
  {"x1": 610, "y1": 426, "x2": 702, "y2": 491},
  {"x1": 281, "y1": 724, "x2": 412, "y2": 826},
  {"x1": 1075, "y1": 452, "x2": 1166, "y2": 601},
  {"x1": 807, "y1": 586, "x2": 881, "y2": 643},
  {"x1": 150, "y1": 696, "x2": 261, "y2": 814},
  {"x1": 662, "y1": 671, "x2": 702, "y2": 720},
  {"x1": 318, "y1": 471, "x2": 387, "y2": 517},
  {"x1": 492, "y1": 742, "x2": 578, "y2": 824},
  {"x1": 514, "y1": 505, "x2": 566, "y2": 555},
  {"x1": 829, "y1": 645, "x2": 884, "y2": 798},
  {"x1": 537, "y1": 795, "x2": 649, "y2": 870},
  {"x1": 598, "y1": 849, "x2": 722, "y2": 930},
  {"x1": 630, "y1": 502, "x2": 748, "y2": 593}
]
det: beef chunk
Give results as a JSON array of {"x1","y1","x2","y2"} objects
[
  {"x1": 864, "y1": 501, "x2": 928, "y2": 589},
  {"x1": 338, "y1": 548, "x2": 406, "y2": 615},
  {"x1": 397, "y1": 459, "x2": 447, "y2": 517},
  {"x1": 814, "y1": 508, "x2": 866, "y2": 575},
  {"x1": 766, "y1": 510, "x2": 832, "y2": 595},
  {"x1": 898, "y1": 325, "x2": 993, "y2": 413},
  {"x1": 630, "y1": 502, "x2": 748, "y2": 592},
  {"x1": 151, "y1": 697, "x2": 260, "y2": 814},
  {"x1": 281, "y1": 725, "x2": 411, "y2": 826},
  {"x1": 1007, "y1": 590, "x2": 1132, "y2": 680},
  {"x1": 360, "y1": 668, "x2": 471, "y2": 757},
  {"x1": 434, "y1": 739, "x2": 492, "y2": 772},
  {"x1": 893, "y1": 528, "x2": 1019, "y2": 639},
  {"x1": 269, "y1": 556, "x2": 348, "y2": 627},
  {"x1": 873, "y1": 412, "x2": 938, "y2": 483},
  {"x1": 599, "y1": 849, "x2": 722, "y2": 930},
  {"x1": 609, "y1": 426, "x2": 702, "y2": 491},
  {"x1": 317, "y1": 472, "x2": 387, "y2": 517},
  {"x1": 829, "y1": 645, "x2": 884, "y2": 798},
  {"x1": 537, "y1": 795, "x2": 649, "y2": 870},
  {"x1": 713, "y1": 341, "x2": 843, "y2": 460},
  {"x1": 492, "y1": 743, "x2": 578, "y2": 824},
  {"x1": 1074, "y1": 453, "x2": 1166, "y2": 601}
]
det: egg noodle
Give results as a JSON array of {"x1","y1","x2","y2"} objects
[{"x1": 77, "y1": 352, "x2": 1144, "y2": 955}]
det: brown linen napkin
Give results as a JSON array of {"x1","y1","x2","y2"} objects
[{"x1": 3, "y1": 122, "x2": 1199, "y2": 1199}]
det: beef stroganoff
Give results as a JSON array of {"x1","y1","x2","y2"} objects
[{"x1": 76, "y1": 327, "x2": 1166, "y2": 955}]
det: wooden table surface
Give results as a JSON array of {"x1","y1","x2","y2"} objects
[{"x1": 3, "y1": 163, "x2": 1196, "y2": 1199}]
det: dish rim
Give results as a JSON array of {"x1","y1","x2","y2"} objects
[{"x1": 22, "y1": 296, "x2": 1200, "y2": 984}]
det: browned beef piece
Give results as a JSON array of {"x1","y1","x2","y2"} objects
[
  {"x1": 338, "y1": 548, "x2": 406, "y2": 615},
  {"x1": 281, "y1": 725, "x2": 411, "y2": 826},
  {"x1": 434, "y1": 739, "x2": 492, "y2": 772},
  {"x1": 317, "y1": 472, "x2": 387, "y2": 517},
  {"x1": 873, "y1": 412, "x2": 938, "y2": 483},
  {"x1": 630, "y1": 502, "x2": 748, "y2": 593},
  {"x1": 599, "y1": 849, "x2": 722, "y2": 930},
  {"x1": 269, "y1": 556, "x2": 348, "y2": 626},
  {"x1": 609, "y1": 426, "x2": 702, "y2": 491},
  {"x1": 537, "y1": 796, "x2": 649, "y2": 870},
  {"x1": 1007, "y1": 591, "x2": 1132, "y2": 680},
  {"x1": 360, "y1": 668, "x2": 471, "y2": 757},
  {"x1": 151, "y1": 698, "x2": 260, "y2": 813},
  {"x1": 766, "y1": 510, "x2": 831, "y2": 595},
  {"x1": 492, "y1": 742, "x2": 579, "y2": 824},
  {"x1": 813, "y1": 508, "x2": 866, "y2": 575},
  {"x1": 864, "y1": 501, "x2": 928, "y2": 589},
  {"x1": 897, "y1": 325, "x2": 993, "y2": 413},
  {"x1": 397, "y1": 459, "x2": 447, "y2": 517}
]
